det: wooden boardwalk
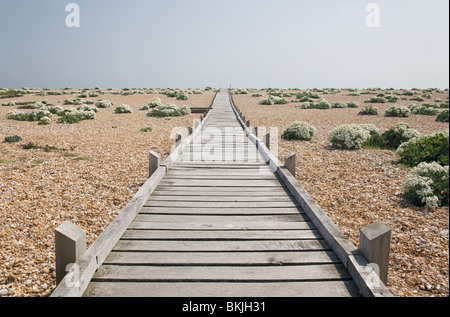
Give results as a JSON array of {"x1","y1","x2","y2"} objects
[{"x1": 79, "y1": 90, "x2": 366, "y2": 297}]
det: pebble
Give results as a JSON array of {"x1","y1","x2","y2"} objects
[{"x1": 0, "y1": 289, "x2": 8, "y2": 297}]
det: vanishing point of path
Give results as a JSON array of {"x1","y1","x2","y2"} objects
[{"x1": 83, "y1": 90, "x2": 361, "y2": 297}]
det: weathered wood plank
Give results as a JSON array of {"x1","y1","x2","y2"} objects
[
  {"x1": 113, "y1": 239, "x2": 329, "y2": 252},
  {"x1": 84, "y1": 280, "x2": 361, "y2": 297},
  {"x1": 103, "y1": 250, "x2": 340, "y2": 265},
  {"x1": 129, "y1": 221, "x2": 314, "y2": 231},
  {"x1": 121, "y1": 229, "x2": 322, "y2": 240},
  {"x1": 152, "y1": 190, "x2": 288, "y2": 197},
  {"x1": 146, "y1": 196, "x2": 295, "y2": 202},
  {"x1": 144, "y1": 201, "x2": 299, "y2": 208},
  {"x1": 92, "y1": 263, "x2": 349, "y2": 281},
  {"x1": 159, "y1": 179, "x2": 284, "y2": 187},
  {"x1": 139, "y1": 207, "x2": 303, "y2": 215},
  {"x1": 134, "y1": 214, "x2": 309, "y2": 223}
]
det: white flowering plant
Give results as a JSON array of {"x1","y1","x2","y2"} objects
[
  {"x1": 402, "y1": 162, "x2": 449, "y2": 210},
  {"x1": 382, "y1": 123, "x2": 421, "y2": 149},
  {"x1": 147, "y1": 104, "x2": 191, "y2": 118},
  {"x1": 95, "y1": 100, "x2": 113, "y2": 108},
  {"x1": 282, "y1": 122, "x2": 316, "y2": 141},
  {"x1": 385, "y1": 105, "x2": 411, "y2": 117},
  {"x1": 328, "y1": 124, "x2": 372, "y2": 150},
  {"x1": 115, "y1": 104, "x2": 133, "y2": 114}
]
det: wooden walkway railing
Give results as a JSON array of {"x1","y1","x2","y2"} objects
[{"x1": 51, "y1": 90, "x2": 392, "y2": 297}]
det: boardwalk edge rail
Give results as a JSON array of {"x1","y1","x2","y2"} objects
[
  {"x1": 228, "y1": 90, "x2": 392, "y2": 297},
  {"x1": 51, "y1": 92, "x2": 218, "y2": 297}
]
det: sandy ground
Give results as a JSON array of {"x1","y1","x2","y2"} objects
[
  {"x1": 233, "y1": 89, "x2": 449, "y2": 297},
  {"x1": 0, "y1": 89, "x2": 214, "y2": 297}
]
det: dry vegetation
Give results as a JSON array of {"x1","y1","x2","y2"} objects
[
  {"x1": 233, "y1": 88, "x2": 449, "y2": 297},
  {"x1": 0, "y1": 88, "x2": 214, "y2": 297}
]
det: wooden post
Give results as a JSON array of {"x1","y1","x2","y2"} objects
[
  {"x1": 263, "y1": 132, "x2": 270, "y2": 151},
  {"x1": 246, "y1": 120, "x2": 250, "y2": 128},
  {"x1": 285, "y1": 152, "x2": 296, "y2": 177},
  {"x1": 188, "y1": 126, "x2": 194, "y2": 135},
  {"x1": 253, "y1": 127, "x2": 258, "y2": 137},
  {"x1": 149, "y1": 151, "x2": 160, "y2": 178},
  {"x1": 359, "y1": 221, "x2": 391, "y2": 285},
  {"x1": 55, "y1": 221, "x2": 86, "y2": 286},
  {"x1": 194, "y1": 119, "x2": 200, "y2": 129},
  {"x1": 175, "y1": 132, "x2": 182, "y2": 145},
  {"x1": 200, "y1": 115, "x2": 204, "y2": 121}
]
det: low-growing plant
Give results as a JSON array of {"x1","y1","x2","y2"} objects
[
  {"x1": 147, "y1": 104, "x2": 191, "y2": 118},
  {"x1": 176, "y1": 91, "x2": 189, "y2": 100},
  {"x1": 282, "y1": 122, "x2": 316, "y2": 141},
  {"x1": 331, "y1": 101, "x2": 348, "y2": 108},
  {"x1": 385, "y1": 95, "x2": 399, "y2": 103},
  {"x1": 347, "y1": 101, "x2": 359, "y2": 108},
  {"x1": 365, "y1": 97, "x2": 387, "y2": 104},
  {"x1": 38, "y1": 116, "x2": 51, "y2": 125},
  {"x1": 382, "y1": 123, "x2": 421, "y2": 149},
  {"x1": 259, "y1": 96, "x2": 289, "y2": 105},
  {"x1": 147, "y1": 98, "x2": 163, "y2": 108},
  {"x1": 4, "y1": 135, "x2": 21, "y2": 143},
  {"x1": 358, "y1": 106, "x2": 378, "y2": 115},
  {"x1": 2, "y1": 101, "x2": 16, "y2": 106},
  {"x1": 409, "y1": 104, "x2": 439, "y2": 116},
  {"x1": 397, "y1": 131, "x2": 449, "y2": 167},
  {"x1": 328, "y1": 124, "x2": 372, "y2": 150},
  {"x1": 299, "y1": 98, "x2": 331, "y2": 109},
  {"x1": 385, "y1": 106, "x2": 411, "y2": 117},
  {"x1": 115, "y1": 104, "x2": 133, "y2": 114},
  {"x1": 95, "y1": 100, "x2": 113, "y2": 108},
  {"x1": 57, "y1": 114, "x2": 82, "y2": 124},
  {"x1": 402, "y1": 162, "x2": 449, "y2": 210},
  {"x1": 140, "y1": 127, "x2": 153, "y2": 133},
  {"x1": 436, "y1": 110, "x2": 449, "y2": 122}
]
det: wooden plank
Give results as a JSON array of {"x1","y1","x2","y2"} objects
[
  {"x1": 129, "y1": 221, "x2": 314, "y2": 231},
  {"x1": 91, "y1": 263, "x2": 349, "y2": 281},
  {"x1": 159, "y1": 179, "x2": 283, "y2": 187},
  {"x1": 139, "y1": 207, "x2": 303, "y2": 215},
  {"x1": 144, "y1": 201, "x2": 299, "y2": 208},
  {"x1": 152, "y1": 190, "x2": 288, "y2": 197},
  {"x1": 84, "y1": 280, "x2": 361, "y2": 297},
  {"x1": 121, "y1": 229, "x2": 322, "y2": 240},
  {"x1": 163, "y1": 175, "x2": 276, "y2": 180},
  {"x1": 154, "y1": 186, "x2": 288, "y2": 193},
  {"x1": 113, "y1": 239, "x2": 329, "y2": 252},
  {"x1": 146, "y1": 196, "x2": 296, "y2": 202},
  {"x1": 103, "y1": 250, "x2": 341, "y2": 265},
  {"x1": 134, "y1": 214, "x2": 310, "y2": 223}
]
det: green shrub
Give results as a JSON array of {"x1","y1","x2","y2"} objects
[
  {"x1": 409, "y1": 104, "x2": 439, "y2": 116},
  {"x1": 397, "y1": 131, "x2": 449, "y2": 167},
  {"x1": 6, "y1": 110, "x2": 52, "y2": 122},
  {"x1": 385, "y1": 106, "x2": 411, "y2": 117},
  {"x1": 252, "y1": 94, "x2": 263, "y2": 97},
  {"x1": 38, "y1": 116, "x2": 51, "y2": 125},
  {"x1": 57, "y1": 114, "x2": 82, "y2": 124},
  {"x1": 95, "y1": 100, "x2": 113, "y2": 108},
  {"x1": 436, "y1": 110, "x2": 449, "y2": 122},
  {"x1": 147, "y1": 104, "x2": 191, "y2": 118},
  {"x1": 282, "y1": 122, "x2": 316, "y2": 141},
  {"x1": 259, "y1": 96, "x2": 289, "y2": 105},
  {"x1": 358, "y1": 106, "x2": 378, "y2": 115},
  {"x1": 365, "y1": 97, "x2": 387, "y2": 103},
  {"x1": 331, "y1": 102, "x2": 348, "y2": 108},
  {"x1": 140, "y1": 127, "x2": 153, "y2": 133},
  {"x1": 115, "y1": 104, "x2": 133, "y2": 114},
  {"x1": 299, "y1": 98, "x2": 331, "y2": 109},
  {"x1": 4, "y1": 135, "x2": 21, "y2": 143},
  {"x1": 347, "y1": 101, "x2": 359, "y2": 108},
  {"x1": 234, "y1": 89, "x2": 249, "y2": 95},
  {"x1": 147, "y1": 98, "x2": 163, "y2": 108},
  {"x1": 402, "y1": 162, "x2": 449, "y2": 209},
  {"x1": 78, "y1": 105, "x2": 98, "y2": 113},
  {"x1": 386, "y1": 95, "x2": 399, "y2": 103},
  {"x1": 2, "y1": 101, "x2": 16, "y2": 106},
  {"x1": 382, "y1": 123, "x2": 421, "y2": 149},
  {"x1": 410, "y1": 97, "x2": 425, "y2": 102},
  {"x1": 176, "y1": 91, "x2": 189, "y2": 100},
  {"x1": 328, "y1": 124, "x2": 372, "y2": 150}
]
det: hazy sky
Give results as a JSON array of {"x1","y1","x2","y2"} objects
[{"x1": 0, "y1": 0, "x2": 448, "y2": 89}]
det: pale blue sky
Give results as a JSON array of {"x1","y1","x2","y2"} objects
[{"x1": 0, "y1": 0, "x2": 448, "y2": 89}]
